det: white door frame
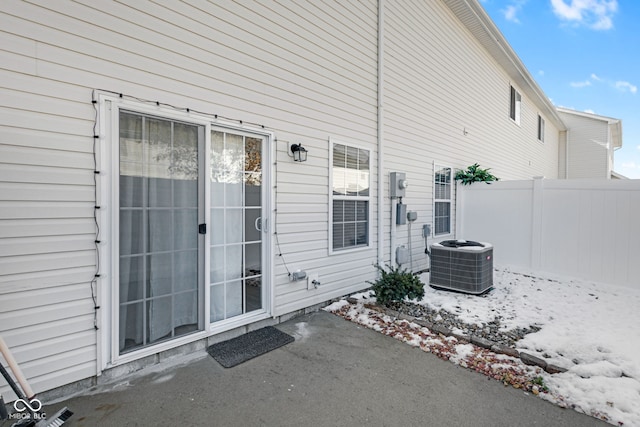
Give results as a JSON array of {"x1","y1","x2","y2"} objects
[
  {"x1": 207, "y1": 125, "x2": 274, "y2": 334},
  {"x1": 96, "y1": 92, "x2": 274, "y2": 370}
]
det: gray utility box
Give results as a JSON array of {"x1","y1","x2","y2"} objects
[{"x1": 429, "y1": 240, "x2": 493, "y2": 295}]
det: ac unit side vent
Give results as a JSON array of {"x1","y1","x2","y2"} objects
[{"x1": 429, "y1": 241, "x2": 493, "y2": 295}]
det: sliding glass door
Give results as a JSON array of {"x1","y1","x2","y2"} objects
[
  {"x1": 118, "y1": 111, "x2": 204, "y2": 354},
  {"x1": 210, "y1": 129, "x2": 265, "y2": 323},
  {"x1": 116, "y1": 109, "x2": 267, "y2": 355}
]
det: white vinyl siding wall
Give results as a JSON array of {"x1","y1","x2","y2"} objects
[
  {"x1": 1, "y1": 0, "x2": 567, "y2": 398},
  {"x1": 0, "y1": 0, "x2": 378, "y2": 397},
  {"x1": 381, "y1": 0, "x2": 560, "y2": 269}
]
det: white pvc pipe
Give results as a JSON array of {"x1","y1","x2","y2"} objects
[
  {"x1": 408, "y1": 220, "x2": 413, "y2": 271},
  {"x1": 0, "y1": 336, "x2": 35, "y2": 399}
]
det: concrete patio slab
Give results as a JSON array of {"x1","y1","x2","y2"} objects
[{"x1": 42, "y1": 311, "x2": 606, "y2": 427}]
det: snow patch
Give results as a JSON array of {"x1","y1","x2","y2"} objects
[
  {"x1": 332, "y1": 267, "x2": 640, "y2": 426},
  {"x1": 449, "y1": 343, "x2": 475, "y2": 364},
  {"x1": 324, "y1": 299, "x2": 350, "y2": 312},
  {"x1": 294, "y1": 322, "x2": 312, "y2": 342}
]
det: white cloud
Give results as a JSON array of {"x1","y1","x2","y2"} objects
[
  {"x1": 570, "y1": 80, "x2": 592, "y2": 88},
  {"x1": 504, "y1": 5, "x2": 521, "y2": 23},
  {"x1": 584, "y1": 109, "x2": 596, "y2": 114},
  {"x1": 502, "y1": 1, "x2": 528, "y2": 24},
  {"x1": 538, "y1": 70, "x2": 545, "y2": 76},
  {"x1": 615, "y1": 81, "x2": 638, "y2": 94},
  {"x1": 550, "y1": 0, "x2": 618, "y2": 30},
  {"x1": 551, "y1": 0, "x2": 582, "y2": 20},
  {"x1": 570, "y1": 74, "x2": 637, "y2": 95}
]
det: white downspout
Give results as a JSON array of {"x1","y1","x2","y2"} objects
[{"x1": 377, "y1": 0, "x2": 385, "y2": 266}]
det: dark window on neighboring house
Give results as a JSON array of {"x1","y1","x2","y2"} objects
[{"x1": 538, "y1": 114, "x2": 545, "y2": 142}]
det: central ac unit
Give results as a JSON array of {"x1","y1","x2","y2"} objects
[{"x1": 429, "y1": 240, "x2": 493, "y2": 295}]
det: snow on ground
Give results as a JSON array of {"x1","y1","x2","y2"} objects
[{"x1": 325, "y1": 267, "x2": 640, "y2": 426}]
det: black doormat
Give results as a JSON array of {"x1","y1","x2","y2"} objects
[{"x1": 207, "y1": 326, "x2": 295, "y2": 368}]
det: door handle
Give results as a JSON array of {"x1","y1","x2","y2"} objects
[
  {"x1": 254, "y1": 217, "x2": 268, "y2": 233},
  {"x1": 198, "y1": 224, "x2": 207, "y2": 234}
]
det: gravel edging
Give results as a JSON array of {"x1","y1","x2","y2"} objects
[{"x1": 346, "y1": 297, "x2": 568, "y2": 375}]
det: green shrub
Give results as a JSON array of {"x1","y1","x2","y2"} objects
[
  {"x1": 455, "y1": 163, "x2": 499, "y2": 185},
  {"x1": 367, "y1": 264, "x2": 425, "y2": 306},
  {"x1": 532, "y1": 376, "x2": 549, "y2": 392}
]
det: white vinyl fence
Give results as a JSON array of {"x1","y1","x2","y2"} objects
[{"x1": 456, "y1": 177, "x2": 640, "y2": 288}]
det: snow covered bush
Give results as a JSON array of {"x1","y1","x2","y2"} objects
[{"x1": 368, "y1": 264, "x2": 425, "y2": 306}]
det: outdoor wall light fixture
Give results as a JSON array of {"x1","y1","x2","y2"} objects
[{"x1": 290, "y1": 143, "x2": 308, "y2": 162}]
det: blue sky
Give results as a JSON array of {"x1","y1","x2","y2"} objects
[{"x1": 479, "y1": 0, "x2": 640, "y2": 178}]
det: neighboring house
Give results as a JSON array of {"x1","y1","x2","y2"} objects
[
  {"x1": 0, "y1": 0, "x2": 613, "y2": 399},
  {"x1": 557, "y1": 107, "x2": 624, "y2": 180}
]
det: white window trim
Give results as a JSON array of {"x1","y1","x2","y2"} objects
[
  {"x1": 328, "y1": 137, "x2": 372, "y2": 255},
  {"x1": 96, "y1": 92, "x2": 275, "y2": 369},
  {"x1": 510, "y1": 85, "x2": 522, "y2": 126},
  {"x1": 433, "y1": 164, "x2": 453, "y2": 237}
]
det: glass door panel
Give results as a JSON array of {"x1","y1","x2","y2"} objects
[
  {"x1": 210, "y1": 130, "x2": 264, "y2": 323},
  {"x1": 118, "y1": 111, "x2": 203, "y2": 354}
]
